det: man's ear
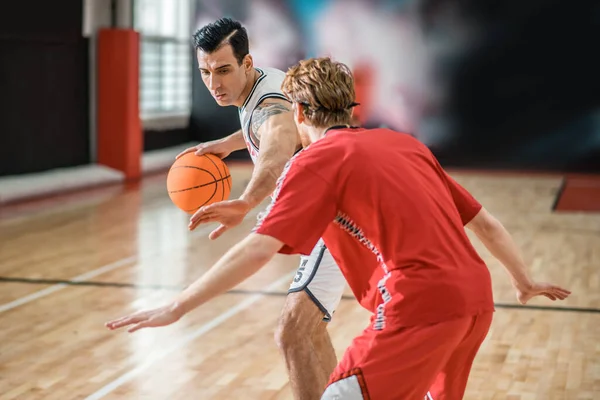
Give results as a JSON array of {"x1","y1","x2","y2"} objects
[
  {"x1": 295, "y1": 103, "x2": 307, "y2": 125},
  {"x1": 243, "y1": 54, "x2": 253, "y2": 73}
]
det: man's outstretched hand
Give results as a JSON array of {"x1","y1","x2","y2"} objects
[
  {"x1": 188, "y1": 199, "x2": 252, "y2": 240},
  {"x1": 105, "y1": 304, "x2": 182, "y2": 333},
  {"x1": 514, "y1": 281, "x2": 571, "y2": 305}
]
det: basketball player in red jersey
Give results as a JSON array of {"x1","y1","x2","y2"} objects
[{"x1": 106, "y1": 57, "x2": 571, "y2": 399}]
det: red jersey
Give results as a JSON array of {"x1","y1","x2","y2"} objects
[{"x1": 254, "y1": 127, "x2": 494, "y2": 329}]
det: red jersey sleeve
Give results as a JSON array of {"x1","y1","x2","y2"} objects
[
  {"x1": 442, "y1": 171, "x2": 482, "y2": 224},
  {"x1": 253, "y1": 160, "x2": 337, "y2": 255},
  {"x1": 429, "y1": 151, "x2": 482, "y2": 224}
]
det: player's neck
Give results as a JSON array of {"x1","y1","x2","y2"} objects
[
  {"x1": 236, "y1": 68, "x2": 260, "y2": 108},
  {"x1": 304, "y1": 126, "x2": 329, "y2": 146},
  {"x1": 304, "y1": 124, "x2": 352, "y2": 146}
]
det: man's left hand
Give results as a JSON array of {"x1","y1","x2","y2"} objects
[
  {"x1": 189, "y1": 199, "x2": 252, "y2": 240},
  {"x1": 105, "y1": 304, "x2": 182, "y2": 333}
]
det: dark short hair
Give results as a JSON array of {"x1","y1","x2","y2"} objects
[{"x1": 192, "y1": 17, "x2": 249, "y2": 65}]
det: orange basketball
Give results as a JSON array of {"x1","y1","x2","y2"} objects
[{"x1": 167, "y1": 153, "x2": 232, "y2": 214}]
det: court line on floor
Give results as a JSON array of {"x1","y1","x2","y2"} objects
[
  {"x1": 0, "y1": 256, "x2": 137, "y2": 314},
  {"x1": 491, "y1": 303, "x2": 600, "y2": 313},
  {"x1": 84, "y1": 271, "x2": 295, "y2": 400},
  {"x1": 0, "y1": 211, "x2": 260, "y2": 314},
  {"x1": 2, "y1": 276, "x2": 598, "y2": 314}
]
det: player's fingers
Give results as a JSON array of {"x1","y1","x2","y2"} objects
[
  {"x1": 558, "y1": 291, "x2": 570, "y2": 300},
  {"x1": 105, "y1": 315, "x2": 136, "y2": 327},
  {"x1": 553, "y1": 288, "x2": 570, "y2": 300},
  {"x1": 543, "y1": 293, "x2": 556, "y2": 301},
  {"x1": 189, "y1": 210, "x2": 208, "y2": 223},
  {"x1": 105, "y1": 315, "x2": 138, "y2": 330},
  {"x1": 188, "y1": 215, "x2": 206, "y2": 229},
  {"x1": 189, "y1": 208, "x2": 213, "y2": 224},
  {"x1": 188, "y1": 216, "x2": 219, "y2": 231},
  {"x1": 200, "y1": 203, "x2": 216, "y2": 213},
  {"x1": 191, "y1": 213, "x2": 216, "y2": 223},
  {"x1": 176, "y1": 147, "x2": 197, "y2": 159},
  {"x1": 127, "y1": 320, "x2": 151, "y2": 333},
  {"x1": 209, "y1": 224, "x2": 228, "y2": 240},
  {"x1": 190, "y1": 203, "x2": 223, "y2": 220},
  {"x1": 540, "y1": 286, "x2": 570, "y2": 301},
  {"x1": 188, "y1": 219, "x2": 200, "y2": 231},
  {"x1": 555, "y1": 287, "x2": 572, "y2": 296},
  {"x1": 199, "y1": 201, "x2": 232, "y2": 213},
  {"x1": 545, "y1": 284, "x2": 571, "y2": 294},
  {"x1": 194, "y1": 146, "x2": 209, "y2": 156},
  {"x1": 195, "y1": 217, "x2": 220, "y2": 226}
]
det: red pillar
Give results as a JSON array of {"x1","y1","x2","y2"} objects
[{"x1": 97, "y1": 28, "x2": 142, "y2": 180}]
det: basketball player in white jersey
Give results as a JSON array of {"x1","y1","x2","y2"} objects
[{"x1": 177, "y1": 18, "x2": 345, "y2": 400}]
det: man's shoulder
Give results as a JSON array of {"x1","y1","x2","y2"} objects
[
  {"x1": 352, "y1": 128, "x2": 428, "y2": 151},
  {"x1": 255, "y1": 66, "x2": 287, "y2": 90},
  {"x1": 257, "y1": 66, "x2": 286, "y2": 76},
  {"x1": 291, "y1": 137, "x2": 346, "y2": 170},
  {"x1": 251, "y1": 66, "x2": 290, "y2": 110}
]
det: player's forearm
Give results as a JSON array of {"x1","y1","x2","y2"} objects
[
  {"x1": 222, "y1": 129, "x2": 247, "y2": 152},
  {"x1": 240, "y1": 101, "x2": 300, "y2": 209},
  {"x1": 240, "y1": 150, "x2": 291, "y2": 209},
  {"x1": 172, "y1": 234, "x2": 277, "y2": 316},
  {"x1": 474, "y1": 217, "x2": 534, "y2": 290}
]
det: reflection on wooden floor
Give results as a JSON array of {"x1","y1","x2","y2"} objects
[{"x1": 0, "y1": 164, "x2": 598, "y2": 400}]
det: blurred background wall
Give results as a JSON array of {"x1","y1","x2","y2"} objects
[
  {"x1": 190, "y1": 0, "x2": 600, "y2": 171},
  {"x1": 0, "y1": 0, "x2": 196, "y2": 177},
  {"x1": 0, "y1": 0, "x2": 598, "y2": 178},
  {"x1": 0, "y1": 0, "x2": 90, "y2": 176}
]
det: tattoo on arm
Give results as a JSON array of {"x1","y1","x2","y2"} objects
[{"x1": 251, "y1": 103, "x2": 291, "y2": 137}]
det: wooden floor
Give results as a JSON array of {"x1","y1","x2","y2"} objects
[{"x1": 0, "y1": 164, "x2": 599, "y2": 400}]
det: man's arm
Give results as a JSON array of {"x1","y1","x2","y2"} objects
[
  {"x1": 172, "y1": 233, "x2": 283, "y2": 316},
  {"x1": 176, "y1": 129, "x2": 247, "y2": 159},
  {"x1": 177, "y1": 149, "x2": 336, "y2": 315},
  {"x1": 466, "y1": 207, "x2": 534, "y2": 290},
  {"x1": 221, "y1": 129, "x2": 246, "y2": 151},
  {"x1": 433, "y1": 155, "x2": 529, "y2": 284},
  {"x1": 105, "y1": 233, "x2": 284, "y2": 332},
  {"x1": 187, "y1": 99, "x2": 300, "y2": 236},
  {"x1": 105, "y1": 156, "x2": 337, "y2": 333},
  {"x1": 240, "y1": 98, "x2": 301, "y2": 208},
  {"x1": 220, "y1": 129, "x2": 248, "y2": 152},
  {"x1": 434, "y1": 159, "x2": 569, "y2": 303}
]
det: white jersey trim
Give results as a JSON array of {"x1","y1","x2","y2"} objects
[
  {"x1": 243, "y1": 92, "x2": 291, "y2": 151},
  {"x1": 239, "y1": 68, "x2": 266, "y2": 112},
  {"x1": 334, "y1": 212, "x2": 393, "y2": 331},
  {"x1": 238, "y1": 67, "x2": 287, "y2": 164},
  {"x1": 253, "y1": 151, "x2": 302, "y2": 231}
]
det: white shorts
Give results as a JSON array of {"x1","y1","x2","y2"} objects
[
  {"x1": 288, "y1": 238, "x2": 346, "y2": 322},
  {"x1": 321, "y1": 377, "x2": 434, "y2": 400},
  {"x1": 321, "y1": 375, "x2": 365, "y2": 400}
]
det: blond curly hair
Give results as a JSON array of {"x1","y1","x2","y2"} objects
[{"x1": 282, "y1": 57, "x2": 357, "y2": 128}]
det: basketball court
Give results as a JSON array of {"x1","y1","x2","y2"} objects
[
  {"x1": 1, "y1": 1, "x2": 599, "y2": 399},
  {"x1": 0, "y1": 160, "x2": 598, "y2": 399}
]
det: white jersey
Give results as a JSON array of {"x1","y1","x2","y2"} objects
[
  {"x1": 238, "y1": 67, "x2": 289, "y2": 164},
  {"x1": 240, "y1": 68, "x2": 347, "y2": 322}
]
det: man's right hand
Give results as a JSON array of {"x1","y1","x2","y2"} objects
[
  {"x1": 514, "y1": 281, "x2": 571, "y2": 305},
  {"x1": 176, "y1": 139, "x2": 234, "y2": 160}
]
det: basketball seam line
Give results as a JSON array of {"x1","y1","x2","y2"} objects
[
  {"x1": 168, "y1": 175, "x2": 232, "y2": 193},
  {"x1": 202, "y1": 154, "x2": 226, "y2": 200}
]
